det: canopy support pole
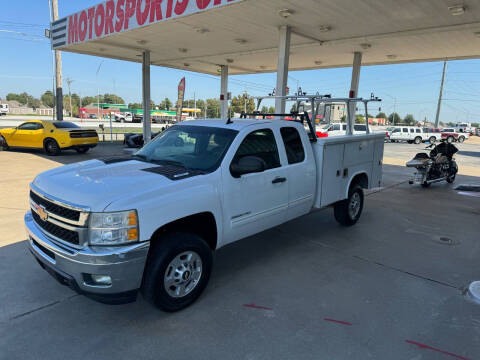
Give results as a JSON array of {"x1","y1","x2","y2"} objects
[
  {"x1": 142, "y1": 50, "x2": 152, "y2": 144},
  {"x1": 275, "y1": 25, "x2": 291, "y2": 114},
  {"x1": 347, "y1": 51, "x2": 362, "y2": 135},
  {"x1": 220, "y1": 65, "x2": 229, "y2": 119}
]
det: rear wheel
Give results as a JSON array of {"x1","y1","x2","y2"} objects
[
  {"x1": 334, "y1": 185, "x2": 364, "y2": 226},
  {"x1": 142, "y1": 232, "x2": 213, "y2": 312},
  {"x1": 458, "y1": 136, "x2": 465, "y2": 143},
  {"x1": 414, "y1": 136, "x2": 422, "y2": 145},
  {"x1": 429, "y1": 136, "x2": 436, "y2": 144},
  {"x1": 44, "y1": 139, "x2": 60, "y2": 156},
  {"x1": 75, "y1": 146, "x2": 90, "y2": 154},
  {"x1": 0, "y1": 135, "x2": 8, "y2": 150}
]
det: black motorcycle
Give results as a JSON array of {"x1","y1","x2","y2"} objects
[{"x1": 407, "y1": 140, "x2": 458, "y2": 187}]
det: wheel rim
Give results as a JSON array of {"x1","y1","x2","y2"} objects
[
  {"x1": 348, "y1": 192, "x2": 361, "y2": 219},
  {"x1": 164, "y1": 251, "x2": 203, "y2": 298},
  {"x1": 47, "y1": 142, "x2": 57, "y2": 153}
]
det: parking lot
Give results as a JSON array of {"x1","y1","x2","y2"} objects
[{"x1": 1, "y1": 139, "x2": 479, "y2": 360}]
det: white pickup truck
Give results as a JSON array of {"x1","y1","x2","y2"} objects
[
  {"x1": 0, "y1": 103, "x2": 9, "y2": 116},
  {"x1": 25, "y1": 117, "x2": 384, "y2": 311},
  {"x1": 389, "y1": 126, "x2": 442, "y2": 144}
]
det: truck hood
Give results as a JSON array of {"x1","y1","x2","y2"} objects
[{"x1": 32, "y1": 159, "x2": 178, "y2": 211}]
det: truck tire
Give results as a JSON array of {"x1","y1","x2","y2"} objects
[
  {"x1": 429, "y1": 136, "x2": 436, "y2": 144},
  {"x1": 334, "y1": 185, "x2": 364, "y2": 226},
  {"x1": 44, "y1": 139, "x2": 61, "y2": 156},
  {"x1": 0, "y1": 135, "x2": 8, "y2": 150},
  {"x1": 414, "y1": 136, "x2": 422, "y2": 144},
  {"x1": 447, "y1": 136, "x2": 454, "y2": 144},
  {"x1": 142, "y1": 232, "x2": 213, "y2": 312},
  {"x1": 458, "y1": 136, "x2": 465, "y2": 143}
]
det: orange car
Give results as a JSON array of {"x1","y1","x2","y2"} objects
[{"x1": 0, "y1": 120, "x2": 98, "y2": 155}]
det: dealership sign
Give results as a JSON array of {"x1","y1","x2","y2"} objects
[{"x1": 51, "y1": 0, "x2": 241, "y2": 49}]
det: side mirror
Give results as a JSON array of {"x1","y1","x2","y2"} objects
[{"x1": 230, "y1": 156, "x2": 266, "y2": 178}]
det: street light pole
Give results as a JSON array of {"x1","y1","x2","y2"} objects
[
  {"x1": 50, "y1": 0, "x2": 63, "y2": 120},
  {"x1": 96, "y1": 60, "x2": 104, "y2": 120}
]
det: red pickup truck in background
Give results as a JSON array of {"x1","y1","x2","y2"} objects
[{"x1": 441, "y1": 128, "x2": 469, "y2": 143}]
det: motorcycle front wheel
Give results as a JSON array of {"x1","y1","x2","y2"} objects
[{"x1": 447, "y1": 174, "x2": 456, "y2": 183}]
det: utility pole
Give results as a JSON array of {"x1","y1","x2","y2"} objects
[
  {"x1": 66, "y1": 78, "x2": 73, "y2": 119},
  {"x1": 51, "y1": 0, "x2": 63, "y2": 120},
  {"x1": 435, "y1": 60, "x2": 447, "y2": 128}
]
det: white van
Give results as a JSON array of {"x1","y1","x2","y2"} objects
[
  {"x1": 0, "y1": 104, "x2": 9, "y2": 116},
  {"x1": 389, "y1": 126, "x2": 442, "y2": 144},
  {"x1": 319, "y1": 123, "x2": 369, "y2": 136}
]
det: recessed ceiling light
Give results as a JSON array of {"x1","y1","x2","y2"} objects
[
  {"x1": 278, "y1": 9, "x2": 294, "y2": 18},
  {"x1": 178, "y1": 48, "x2": 188, "y2": 53},
  {"x1": 195, "y1": 28, "x2": 210, "y2": 34},
  {"x1": 314, "y1": 60, "x2": 323, "y2": 65},
  {"x1": 226, "y1": 58, "x2": 234, "y2": 64},
  {"x1": 234, "y1": 38, "x2": 247, "y2": 44},
  {"x1": 387, "y1": 54, "x2": 397, "y2": 59},
  {"x1": 360, "y1": 43, "x2": 371, "y2": 50},
  {"x1": 448, "y1": 4, "x2": 466, "y2": 16},
  {"x1": 318, "y1": 25, "x2": 332, "y2": 33}
]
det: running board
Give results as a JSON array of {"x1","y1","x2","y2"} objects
[{"x1": 426, "y1": 177, "x2": 447, "y2": 184}]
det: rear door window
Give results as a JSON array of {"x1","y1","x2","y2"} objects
[
  {"x1": 280, "y1": 127, "x2": 305, "y2": 164},
  {"x1": 403, "y1": 128, "x2": 408, "y2": 133},
  {"x1": 416, "y1": 129, "x2": 421, "y2": 133}
]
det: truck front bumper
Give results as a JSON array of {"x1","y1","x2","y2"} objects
[{"x1": 25, "y1": 211, "x2": 150, "y2": 304}]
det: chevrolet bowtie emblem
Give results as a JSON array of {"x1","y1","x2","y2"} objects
[{"x1": 35, "y1": 204, "x2": 48, "y2": 222}]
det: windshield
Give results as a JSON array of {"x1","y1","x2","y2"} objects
[
  {"x1": 53, "y1": 122, "x2": 80, "y2": 129},
  {"x1": 136, "y1": 125, "x2": 238, "y2": 172}
]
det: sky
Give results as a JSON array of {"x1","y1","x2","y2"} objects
[{"x1": 1, "y1": 1, "x2": 479, "y2": 124}]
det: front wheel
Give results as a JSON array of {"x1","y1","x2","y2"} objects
[
  {"x1": 142, "y1": 232, "x2": 213, "y2": 312},
  {"x1": 458, "y1": 136, "x2": 465, "y2": 143},
  {"x1": 429, "y1": 137, "x2": 436, "y2": 144},
  {"x1": 334, "y1": 185, "x2": 364, "y2": 226},
  {"x1": 0, "y1": 136, "x2": 8, "y2": 150},
  {"x1": 447, "y1": 136, "x2": 454, "y2": 144},
  {"x1": 414, "y1": 136, "x2": 422, "y2": 145},
  {"x1": 44, "y1": 139, "x2": 60, "y2": 156}
]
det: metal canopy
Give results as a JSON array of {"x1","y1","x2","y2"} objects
[{"x1": 52, "y1": 0, "x2": 480, "y2": 75}]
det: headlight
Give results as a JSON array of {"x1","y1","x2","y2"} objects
[{"x1": 89, "y1": 210, "x2": 139, "y2": 246}]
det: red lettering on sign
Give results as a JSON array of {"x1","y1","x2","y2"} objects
[
  {"x1": 87, "y1": 7, "x2": 95, "y2": 39},
  {"x1": 124, "y1": 0, "x2": 136, "y2": 29},
  {"x1": 95, "y1": 4, "x2": 105, "y2": 37},
  {"x1": 68, "y1": 14, "x2": 78, "y2": 44},
  {"x1": 196, "y1": 0, "x2": 210, "y2": 10},
  {"x1": 105, "y1": 0, "x2": 115, "y2": 35},
  {"x1": 149, "y1": 0, "x2": 163, "y2": 22},
  {"x1": 174, "y1": 0, "x2": 189, "y2": 15},
  {"x1": 79, "y1": 11, "x2": 88, "y2": 42},
  {"x1": 115, "y1": 0, "x2": 125, "y2": 32},
  {"x1": 136, "y1": 0, "x2": 150, "y2": 26},
  {"x1": 166, "y1": 0, "x2": 174, "y2": 18}
]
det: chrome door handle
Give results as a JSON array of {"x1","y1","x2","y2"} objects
[{"x1": 272, "y1": 177, "x2": 287, "y2": 184}]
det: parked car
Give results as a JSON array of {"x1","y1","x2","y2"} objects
[
  {"x1": 25, "y1": 118, "x2": 384, "y2": 311},
  {"x1": 455, "y1": 123, "x2": 475, "y2": 134},
  {"x1": 441, "y1": 128, "x2": 469, "y2": 143},
  {"x1": 0, "y1": 103, "x2": 9, "y2": 116},
  {"x1": 389, "y1": 126, "x2": 441, "y2": 144},
  {"x1": 0, "y1": 120, "x2": 98, "y2": 155},
  {"x1": 318, "y1": 123, "x2": 370, "y2": 136},
  {"x1": 115, "y1": 112, "x2": 142, "y2": 123}
]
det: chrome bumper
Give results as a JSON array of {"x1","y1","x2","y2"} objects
[{"x1": 25, "y1": 211, "x2": 149, "y2": 302}]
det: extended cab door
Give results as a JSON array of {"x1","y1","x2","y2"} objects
[
  {"x1": 221, "y1": 127, "x2": 288, "y2": 244},
  {"x1": 279, "y1": 126, "x2": 316, "y2": 221}
]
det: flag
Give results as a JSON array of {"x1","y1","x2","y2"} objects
[{"x1": 176, "y1": 77, "x2": 186, "y2": 122}]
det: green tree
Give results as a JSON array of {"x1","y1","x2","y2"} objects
[
  {"x1": 230, "y1": 93, "x2": 255, "y2": 114},
  {"x1": 261, "y1": 106, "x2": 269, "y2": 113},
  {"x1": 103, "y1": 93, "x2": 125, "y2": 104},
  {"x1": 268, "y1": 106, "x2": 275, "y2": 113},
  {"x1": 404, "y1": 114, "x2": 416, "y2": 126},
  {"x1": 206, "y1": 98, "x2": 220, "y2": 118},
  {"x1": 81, "y1": 96, "x2": 97, "y2": 106},
  {"x1": 41, "y1": 91, "x2": 55, "y2": 108},
  {"x1": 376, "y1": 112, "x2": 387, "y2": 119},
  {"x1": 158, "y1": 97, "x2": 173, "y2": 110},
  {"x1": 355, "y1": 114, "x2": 366, "y2": 124},
  {"x1": 471, "y1": 122, "x2": 479, "y2": 127},
  {"x1": 388, "y1": 112, "x2": 401, "y2": 125},
  {"x1": 446, "y1": 122, "x2": 455, "y2": 127}
]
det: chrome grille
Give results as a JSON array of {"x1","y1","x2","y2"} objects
[{"x1": 30, "y1": 187, "x2": 90, "y2": 247}]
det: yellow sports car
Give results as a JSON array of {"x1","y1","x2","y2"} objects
[{"x1": 0, "y1": 120, "x2": 98, "y2": 156}]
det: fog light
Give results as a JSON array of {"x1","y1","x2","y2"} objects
[{"x1": 90, "y1": 274, "x2": 112, "y2": 286}]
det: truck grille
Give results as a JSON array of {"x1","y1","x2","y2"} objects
[
  {"x1": 32, "y1": 211, "x2": 80, "y2": 245},
  {"x1": 30, "y1": 191, "x2": 80, "y2": 221}
]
